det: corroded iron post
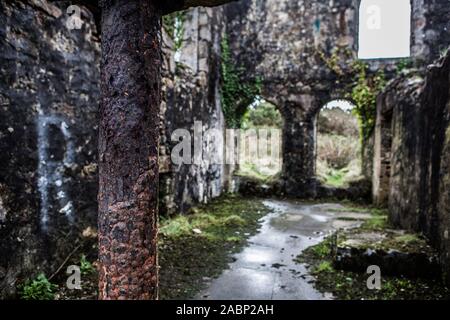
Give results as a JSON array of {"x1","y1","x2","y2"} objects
[
  {"x1": 98, "y1": 0, "x2": 233, "y2": 300},
  {"x1": 98, "y1": 0, "x2": 161, "y2": 299}
]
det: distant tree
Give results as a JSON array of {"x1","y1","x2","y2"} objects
[{"x1": 242, "y1": 102, "x2": 283, "y2": 129}]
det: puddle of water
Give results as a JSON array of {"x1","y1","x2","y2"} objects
[
  {"x1": 199, "y1": 199, "x2": 360, "y2": 300},
  {"x1": 310, "y1": 214, "x2": 328, "y2": 222}
]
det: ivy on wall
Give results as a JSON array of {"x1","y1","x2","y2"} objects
[
  {"x1": 163, "y1": 11, "x2": 185, "y2": 51},
  {"x1": 220, "y1": 35, "x2": 261, "y2": 128},
  {"x1": 348, "y1": 61, "x2": 386, "y2": 143},
  {"x1": 315, "y1": 48, "x2": 388, "y2": 145},
  {"x1": 316, "y1": 47, "x2": 354, "y2": 77}
]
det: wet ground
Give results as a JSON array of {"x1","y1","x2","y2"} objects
[{"x1": 197, "y1": 200, "x2": 369, "y2": 300}]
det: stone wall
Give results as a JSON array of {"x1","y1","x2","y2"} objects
[
  {"x1": 0, "y1": 0, "x2": 100, "y2": 297},
  {"x1": 224, "y1": 0, "x2": 397, "y2": 197},
  {"x1": 160, "y1": 7, "x2": 234, "y2": 215},
  {"x1": 376, "y1": 51, "x2": 450, "y2": 284},
  {"x1": 373, "y1": 74, "x2": 425, "y2": 207},
  {"x1": 411, "y1": 0, "x2": 450, "y2": 65},
  {"x1": 225, "y1": 0, "x2": 450, "y2": 197},
  {"x1": 438, "y1": 105, "x2": 450, "y2": 283},
  {"x1": 0, "y1": 1, "x2": 232, "y2": 297}
]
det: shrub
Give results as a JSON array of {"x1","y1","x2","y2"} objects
[
  {"x1": 79, "y1": 254, "x2": 95, "y2": 275},
  {"x1": 317, "y1": 133, "x2": 359, "y2": 170},
  {"x1": 317, "y1": 108, "x2": 359, "y2": 137},
  {"x1": 20, "y1": 274, "x2": 57, "y2": 300}
]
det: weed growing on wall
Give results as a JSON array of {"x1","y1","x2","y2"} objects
[
  {"x1": 349, "y1": 61, "x2": 386, "y2": 145},
  {"x1": 163, "y1": 11, "x2": 185, "y2": 51},
  {"x1": 220, "y1": 35, "x2": 261, "y2": 128}
]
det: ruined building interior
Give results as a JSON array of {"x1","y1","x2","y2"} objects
[{"x1": 1, "y1": 0, "x2": 450, "y2": 301}]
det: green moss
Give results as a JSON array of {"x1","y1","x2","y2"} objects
[
  {"x1": 394, "y1": 234, "x2": 421, "y2": 244},
  {"x1": 313, "y1": 261, "x2": 334, "y2": 274},
  {"x1": 296, "y1": 236, "x2": 450, "y2": 300},
  {"x1": 160, "y1": 215, "x2": 192, "y2": 237},
  {"x1": 322, "y1": 167, "x2": 347, "y2": 187},
  {"x1": 159, "y1": 195, "x2": 272, "y2": 299},
  {"x1": 220, "y1": 35, "x2": 261, "y2": 128},
  {"x1": 311, "y1": 239, "x2": 332, "y2": 258},
  {"x1": 361, "y1": 214, "x2": 388, "y2": 230},
  {"x1": 220, "y1": 215, "x2": 246, "y2": 227},
  {"x1": 226, "y1": 236, "x2": 242, "y2": 243},
  {"x1": 330, "y1": 205, "x2": 387, "y2": 216},
  {"x1": 160, "y1": 209, "x2": 248, "y2": 240},
  {"x1": 295, "y1": 204, "x2": 449, "y2": 299}
]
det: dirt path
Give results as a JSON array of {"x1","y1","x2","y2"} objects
[{"x1": 197, "y1": 200, "x2": 368, "y2": 300}]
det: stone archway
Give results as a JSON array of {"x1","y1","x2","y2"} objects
[
  {"x1": 224, "y1": 0, "x2": 421, "y2": 197},
  {"x1": 315, "y1": 99, "x2": 361, "y2": 188},
  {"x1": 239, "y1": 99, "x2": 284, "y2": 180}
]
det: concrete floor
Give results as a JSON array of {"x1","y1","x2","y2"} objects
[{"x1": 197, "y1": 200, "x2": 368, "y2": 300}]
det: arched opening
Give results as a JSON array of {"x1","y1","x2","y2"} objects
[
  {"x1": 358, "y1": 0, "x2": 411, "y2": 59},
  {"x1": 238, "y1": 98, "x2": 283, "y2": 181},
  {"x1": 316, "y1": 100, "x2": 362, "y2": 188}
]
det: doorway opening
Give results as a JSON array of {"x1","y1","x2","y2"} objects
[
  {"x1": 238, "y1": 98, "x2": 283, "y2": 182},
  {"x1": 316, "y1": 100, "x2": 362, "y2": 188}
]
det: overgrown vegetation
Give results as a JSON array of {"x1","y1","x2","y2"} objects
[
  {"x1": 297, "y1": 236, "x2": 449, "y2": 299},
  {"x1": 163, "y1": 11, "x2": 185, "y2": 50},
  {"x1": 317, "y1": 49, "x2": 386, "y2": 145},
  {"x1": 237, "y1": 163, "x2": 279, "y2": 182},
  {"x1": 52, "y1": 196, "x2": 272, "y2": 300},
  {"x1": 296, "y1": 206, "x2": 450, "y2": 300},
  {"x1": 316, "y1": 107, "x2": 362, "y2": 188},
  {"x1": 220, "y1": 35, "x2": 261, "y2": 128},
  {"x1": 317, "y1": 133, "x2": 359, "y2": 170},
  {"x1": 348, "y1": 61, "x2": 386, "y2": 143},
  {"x1": 361, "y1": 212, "x2": 388, "y2": 230},
  {"x1": 238, "y1": 101, "x2": 283, "y2": 180},
  {"x1": 159, "y1": 195, "x2": 272, "y2": 299},
  {"x1": 317, "y1": 165, "x2": 358, "y2": 188},
  {"x1": 79, "y1": 254, "x2": 95, "y2": 275},
  {"x1": 20, "y1": 274, "x2": 57, "y2": 300},
  {"x1": 316, "y1": 47, "x2": 354, "y2": 77},
  {"x1": 396, "y1": 58, "x2": 414, "y2": 74}
]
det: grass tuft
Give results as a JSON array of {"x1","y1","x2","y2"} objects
[
  {"x1": 313, "y1": 261, "x2": 334, "y2": 274},
  {"x1": 158, "y1": 195, "x2": 272, "y2": 299}
]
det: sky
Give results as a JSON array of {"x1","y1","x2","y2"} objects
[
  {"x1": 323, "y1": 100, "x2": 355, "y2": 112},
  {"x1": 358, "y1": 0, "x2": 411, "y2": 59}
]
